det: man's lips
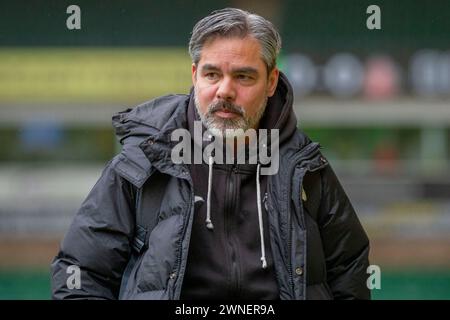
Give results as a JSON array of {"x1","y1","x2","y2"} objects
[{"x1": 214, "y1": 110, "x2": 241, "y2": 119}]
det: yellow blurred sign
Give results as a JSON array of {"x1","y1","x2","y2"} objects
[{"x1": 0, "y1": 48, "x2": 193, "y2": 103}]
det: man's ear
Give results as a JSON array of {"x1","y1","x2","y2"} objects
[
  {"x1": 267, "y1": 67, "x2": 279, "y2": 97},
  {"x1": 192, "y1": 63, "x2": 197, "y2": 85}
]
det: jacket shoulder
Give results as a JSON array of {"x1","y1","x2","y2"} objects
[
  {"x1": 109, "y1": 153, "x2": 153, "y2": 189},
  {"x1": 113, "y1": 94, "x2": 190, "y2": 132}
]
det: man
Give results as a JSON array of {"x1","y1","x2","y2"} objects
[{"x1": 51, "y1": 8, "x2": 370, "y2": 300}]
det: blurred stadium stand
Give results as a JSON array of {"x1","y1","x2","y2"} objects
[{"x1": 0, "y1": 0, "x2": 449, "y2": 299}]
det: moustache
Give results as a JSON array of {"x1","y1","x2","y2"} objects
[{"x1": 208, "y1": 100, "x2": 244, "y2": 116}]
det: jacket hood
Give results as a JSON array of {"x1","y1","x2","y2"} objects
[
  {"x1": 258, "y1": 71, "x2": 298, "y2": 145},
  {"x1": 113, "y1": 94, "x2": 189, "y2": 144},
  {"x1": 111, "y1": 94, "x2": 190, "y2": 187}
]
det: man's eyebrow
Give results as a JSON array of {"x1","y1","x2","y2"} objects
[
  {"x1": 201, "y1": 64, "x2": 221, "y2": 72},
  {"x1": 231, "y1": 67, "x2": 258, "y2": 75}
]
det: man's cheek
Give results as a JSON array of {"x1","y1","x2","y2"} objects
[
  {"x1": 201, "y1": 99, "x2": 213, "y2": 115},
  {"x1": 198, "y1": 81, "x2": 217, "y2": 93}
]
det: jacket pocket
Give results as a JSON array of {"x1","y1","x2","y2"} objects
[{"x1": 127, "y1": 214, "x2": 184, "y2": 294}]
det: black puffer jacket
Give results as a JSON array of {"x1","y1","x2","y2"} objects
[{"x1": 51, "y1": 73, "x2": 370, "y2": 300}]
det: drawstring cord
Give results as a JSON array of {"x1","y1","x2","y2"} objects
[
  {"x1": 204, "y1": 156, "x2": 267, "y2": 269},
  {"x1": 256, "y1": 163, "x2": 267, "y2": 269},
  {"x1": 205, "y1": 155, "x2": 214, "y2": 230}
]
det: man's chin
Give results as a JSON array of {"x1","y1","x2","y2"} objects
[
  {"x1": 204, "y1": 117, "x2": 251, "y2": 138},
  {"x1": 207, "y1": 126, "x2": 250, "y2": 139}
]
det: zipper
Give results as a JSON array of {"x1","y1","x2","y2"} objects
[
  {"x1": 263, "y1": 192, "x2": 269, "y2": 212},
  {"x1": 225, "y1": 164, "x2": 240, "y2": 296}
]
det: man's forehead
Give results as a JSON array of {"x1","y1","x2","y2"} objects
[{"x1": 198, "y1": 36, "x2": 266, "y2": 71}]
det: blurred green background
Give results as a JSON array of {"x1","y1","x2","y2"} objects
[{"x1": 0, "y1": 0, "x2": 449, "y2": 299}]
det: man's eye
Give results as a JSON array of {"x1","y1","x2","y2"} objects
[
  {"x1": 237, "y1": 74, "x2": 252, "y2": 81},
  {"x1": 205, "y1": 73, "x2": 218, "y2": 80}
]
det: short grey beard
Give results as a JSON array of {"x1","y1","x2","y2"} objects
[{"x1": 194, "y1": 86, "x2": 268, "y2": 138}]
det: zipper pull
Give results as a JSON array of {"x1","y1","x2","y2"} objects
[{"x1": 263, "y1": 192, "x2": 269, "y2": 211}]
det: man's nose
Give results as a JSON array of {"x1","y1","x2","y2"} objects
[{"x1": 216, "y1": 77, "x2": 236, "y2": 101}]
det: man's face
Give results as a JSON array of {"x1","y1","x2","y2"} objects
[{"x1": 192, "y1": 36, "x2": 279, "y2": 138}]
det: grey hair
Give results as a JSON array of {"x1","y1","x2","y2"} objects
[{"x1": 189, "y1": 8, "x2": 282, "y2": 72}]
